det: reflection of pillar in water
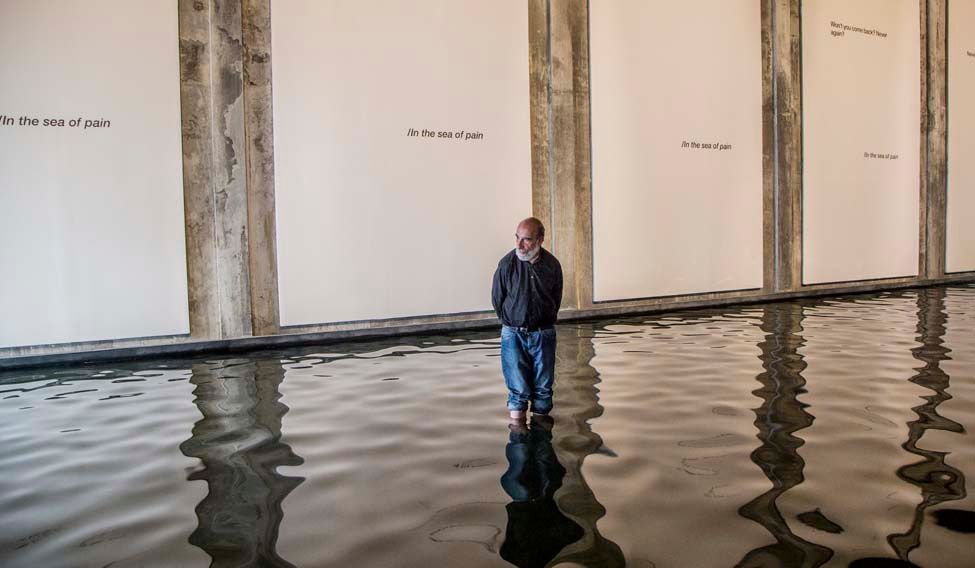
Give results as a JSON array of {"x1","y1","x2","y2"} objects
[
  {"x1": 179, "y1": 359, "x2": 304, "y2": 568},
  {"x1": 737, "y1": 303, "x2": 834, "y2": 568},
  {"x1": 885, "y1": 287, "x2": 966, "y2": 560},
  {"x1": 547, "y1": 325, "x2": 626, "y2": 567}
]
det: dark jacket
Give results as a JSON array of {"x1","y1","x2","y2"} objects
[{"x1": 491, "y1": 248, "x2": 563, "y2": 329}]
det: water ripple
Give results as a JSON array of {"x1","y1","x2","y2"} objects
[{"x1": 0, "y1": 286, "x2": 974, "y2": 567}]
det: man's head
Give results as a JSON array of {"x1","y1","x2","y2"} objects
[{"x1": 515, "y1": 217, "x2": 545, "y2": 263}]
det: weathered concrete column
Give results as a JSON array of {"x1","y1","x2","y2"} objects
[
  {"x1": 242, "y1": 0, "x2": 281, "y2": 335},
  {"x1": 761, "y1": 0, "x2": 776, "y2": 292},
  {"x1": 918, "y1": 0, "x2": 931, "y2": 279},
  {"x1": 179, "y1": 0, "x2": 253, "y2": 339},
  {"x1": 923, "y1": 0, "x2": 947, "y2": 279},
  {"x1": 770, "y1": 0, "x2": 803, "y2": 292},
  {"x1": 529, "y1": 0, "x2": 552, "y2": 240},
  {"x1": 546, "y1": 0, "x2": 592, "y2": 310}
]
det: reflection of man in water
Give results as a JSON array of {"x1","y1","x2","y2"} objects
[
  {"x1": 492, "y1": 217, "x2": 563, "y2": 421},
  {"x1": 500, "y1": 415, "x2": 583, "y2": 567}
]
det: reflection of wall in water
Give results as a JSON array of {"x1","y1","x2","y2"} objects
[
  {"x1": 737, "y1": 303, "x2": 833, "y2": 567},
  {"x1": 883, "y1": 287, "x2": 966, "y2": 561},
  {"x1": 179, "y1": 359, "x2": 304, "y2": 568},
  {"x1": 548, "y1": 325, "x2": 626, "y2": 567},
  {"x1": 738, "y1": 293, "x2": 969, "y2": 567}
]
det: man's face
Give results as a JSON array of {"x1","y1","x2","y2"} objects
[{"x1": 515, "y1": 224, "x2": 542, "y2": 262}]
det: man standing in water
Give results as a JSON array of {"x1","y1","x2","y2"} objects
[{"x1": 492, "y1": 217, "x2": 563, "y2": 421}]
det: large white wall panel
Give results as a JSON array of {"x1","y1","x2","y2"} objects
[
  {"x1": 802, "y1": 0, "x2": 921, "y2": 284},
  {"x1": 0, "y1": 1, "x2": 188, "y2": 348},
  {"x1": 947, "y1": 0, "x2": 975, "y2": 273},
  {"x1": 590, "y1": 0, "x2": 764, "y2": 301},
  {"x1": 272, "y1": 0, "x2": 531, "y2": 325}
]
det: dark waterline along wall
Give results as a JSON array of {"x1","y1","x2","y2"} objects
[{"x1": 1, "y1": 0, "x2": 972, "y2": 368}]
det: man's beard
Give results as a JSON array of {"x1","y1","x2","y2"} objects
[{"x1": 516, "y1": 244, "x2": 540, "y2": 262}]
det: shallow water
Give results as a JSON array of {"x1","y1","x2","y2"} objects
[{"x1": 2, "y1": 285, "x2": 975, "y2": 568}]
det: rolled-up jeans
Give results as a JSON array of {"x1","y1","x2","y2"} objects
[{"x1": 501, "y1": 325, "x2": 557, "y2": 414}]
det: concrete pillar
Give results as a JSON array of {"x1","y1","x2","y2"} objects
[
  {"x1": 770, "y1": 0, "x2": 804, "y2": 292},
  {"x1": 924, "y1": 0, "x2": 948, "y2": 280},
  {"x1": 761, "y1": 0, "x2": 777, "y2": 292},
  {"x1": 242, "y1": 0, "x2": 281, "y2": 335},
  {"x1": 179, "y1": 0, "x2": 253, "y2": 339},
  {"x1": 529, "y1": 0, "x2": 552, "y2": 241},
  {"x1": 545, "y1": 0, "x2": 592, "y2": 311}
]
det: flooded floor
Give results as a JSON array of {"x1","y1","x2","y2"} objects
[{"x1": 2, "y1": 285, "x2": 975, "y2": 567}]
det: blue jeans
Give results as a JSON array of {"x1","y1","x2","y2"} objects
[{"x1": 501, "y1": 326, "x2": 557, "y2": 413}]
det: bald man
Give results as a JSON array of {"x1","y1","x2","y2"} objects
[{"x1": 491, "y1": 217, "x2": 564, "y2": 421}]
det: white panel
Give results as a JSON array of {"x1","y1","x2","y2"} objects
[
  {"x1": 802, "y1": 0, "x2": 921, "y2": 284},
  {"x1": 272, "y1": 0, "x2": 531, "y2": 325},
  {"x1": 590, "y1": 0, "x2": 765, "y2": 301},
  {"x1": 947, "y1": 0, "x2": 975, "y2": 273},
  {"x1": 0, "y1": 1, "x2": 188, "y2": 347}
]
